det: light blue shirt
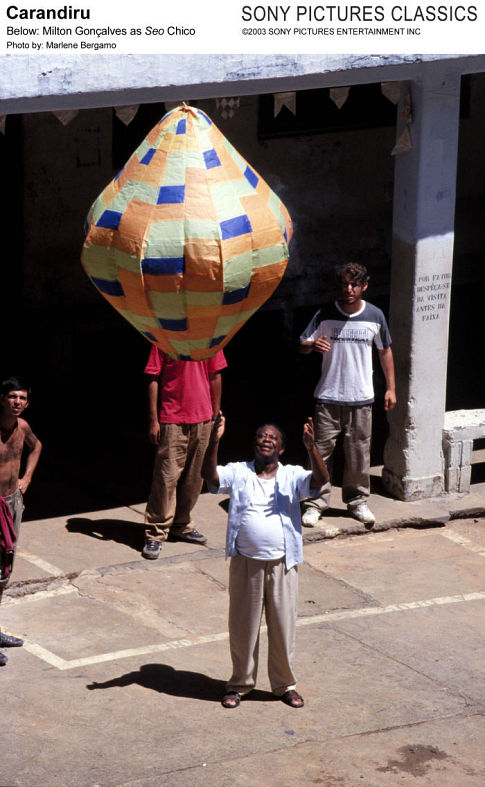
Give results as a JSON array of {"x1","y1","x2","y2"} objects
[{"x1": 210, "y1": 461, "x2": 320, "y2": 569}]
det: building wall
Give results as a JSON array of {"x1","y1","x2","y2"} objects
[{"x1": 22, "y1": 109, "x2": 113, "y2": 307}]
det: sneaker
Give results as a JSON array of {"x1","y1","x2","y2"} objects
[
  {"x1": 172, "y1": 528, "x2": 207, "y2": 545},
  {"x1": 0, "y1": 652, "x2": 7, "y2": 666},
  {"x1": 142, "y1": 539, "x2": 161, "y2": 560},
  {"x1": 348, "y1": 503, "x2": 376, "y2": 526},
  {"x1": 0, "y1": 632, "x2": 24, "y2": 647},
  {"x1": 301, "y1": 508, "x2": 320, "y2": 527}
]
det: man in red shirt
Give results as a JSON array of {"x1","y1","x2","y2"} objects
[{"x1": 142, "y1": 347, "x2": 227, "y2": 559}]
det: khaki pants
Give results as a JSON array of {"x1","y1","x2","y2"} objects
[
  {"x1": 144, "y1": 421, "x2": 211, "y2": 542},
  {"x1": 304, "y1": 402, "x2": 372, "y2": 513},
  {"x1": 227, "y1": 554, "x2": 298, "y2": 696}
]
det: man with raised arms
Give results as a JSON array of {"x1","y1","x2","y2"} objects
[{"x1": 202, "y1": 412, "x2": 328, "y2": 709}]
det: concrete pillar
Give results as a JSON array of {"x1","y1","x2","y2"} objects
[{"x1": 382, "y1": 66, "x2": 461, "y2": 500}]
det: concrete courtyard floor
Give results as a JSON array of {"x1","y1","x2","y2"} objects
[{"x1": 1, "y1": 480, "x2": 485, "y2": 786}]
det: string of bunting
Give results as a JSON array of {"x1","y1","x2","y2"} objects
[
  {"x1": 0, "y1": 84, "x2": 408, "y2": 154},
  {"x1": 215, "y1": 97, "x2": 240, "y2": 119}
]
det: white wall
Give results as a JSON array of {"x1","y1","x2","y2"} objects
[{"x1": 2, "y1": 53, "x2": 483, "y2": 114}]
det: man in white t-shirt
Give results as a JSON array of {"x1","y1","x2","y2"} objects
[
  {"x1": 202, "y1": 412, "x2": 329, "y2": 709},
  {"x1": 299, "y1": 262, "x2": 396, "y2": 527}
]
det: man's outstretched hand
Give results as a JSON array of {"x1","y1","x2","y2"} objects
[
  {"x1": 303, "y1": 417, "x2": 330, "y2": 487},
  {"x1": 302, "y1": 417, "x2": 315, "y2": 451}
]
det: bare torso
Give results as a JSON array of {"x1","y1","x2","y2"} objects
[{"x1": 0, "y1": 418, "x2": 30, "y2": 496}]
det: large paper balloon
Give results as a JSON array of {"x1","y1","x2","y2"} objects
[{"x1": 81, "y1": 104, "x2": 292, "y2": 360}]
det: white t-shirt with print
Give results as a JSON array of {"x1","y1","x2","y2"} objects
[{"x1": 300, "y1": 300, "x2": 392, "y2": 405}]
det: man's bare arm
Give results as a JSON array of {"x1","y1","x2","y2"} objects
[
  {"x1": 299, "y1": 341, "x2": 314, "y2": 355},
  {"x1": 209, "y1": 372, "x2": 222, "y2": 417},
  {"x1": 302, "y1": 417, "x2": 329, "y2": 489},
  {"x1": 202, "y1": 411, "x2": 225, "y2": 487},
  {"x1": 18, "y1": 424, "x2": 42, "y2": 494},
  {"x1": 377, "y1": 347, "x2": 397, "y2": 411},
  {"x1": 147, "y1": 375, "x2": 160, "y2": 444}
]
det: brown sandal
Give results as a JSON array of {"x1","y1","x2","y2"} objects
[
  {"x1": 281, "y1": 689, "x2": 304, "y2": 708},
  {"x1": 221, "y1": 691, "x2": 241, "y2": 708}
]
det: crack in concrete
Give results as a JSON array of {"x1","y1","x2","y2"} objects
[
  {"x1": 301, "y1": 559, "x2": 379, "y2": 607},
  {"x1": 302, "y1": 516, "x2": 450, "y2": 545},
  {"x1": 5, "y1": 548, "x2": 227, "y2": 600},
  {"x1": 195, "y1": 565, "x2": 227, "y2": 590},
  {"x1": 5, "y1": 573, "x2": 78, "y2": 599},
  {"x1": 70, "y1": 573, "x2": 190, "y2": 638},
  {"x1": 70, "y1": 578, "x2": 98, "y2": 603},
  {"x1": 330, "y1": 623, "x2": 480, "y2": 709},
  {"x1": 334, "y1": 708, "x2": 485, "y2": 742}
]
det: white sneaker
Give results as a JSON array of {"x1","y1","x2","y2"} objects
[
  {"x1": 348, "y1": 503, "x2": 376, "y2": 526},
  {"x1": 301, "y1": 508, "x2": 320, "y2": 527}
]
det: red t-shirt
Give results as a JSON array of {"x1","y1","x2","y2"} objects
[{"x1": 144, "y1": 347, "x2": 227, "y2": 424}]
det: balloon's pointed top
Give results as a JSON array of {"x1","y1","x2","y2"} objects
[{"x1": 180, "y1": 102, "x2": 198, "y2": 117}]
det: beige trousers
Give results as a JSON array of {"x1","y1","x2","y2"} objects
[
  {"x1": 227, "y1": 554, "x2": 298, "y2": 696},
  {"x1": 304, "y1": 402, "x2": 372, "y2": 512},
  {"x1": 144, "y1": 421, "x2": 211, "y2": 542}
]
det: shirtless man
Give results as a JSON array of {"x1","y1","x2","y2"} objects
[{"x1": 0, "y1": 376, "x2": 42, "y2": 666}]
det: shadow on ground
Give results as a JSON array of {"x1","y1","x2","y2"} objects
[
  {"x1": 66, "y1": 517, "x2": 143, "y2": 552},
  {"x1": 86, "y1": 664, "x2": 275, "y2": 704}
]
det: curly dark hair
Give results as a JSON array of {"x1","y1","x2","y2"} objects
[{"x1": 335, "y1": 262, "x2": 370, "y2": 286}]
